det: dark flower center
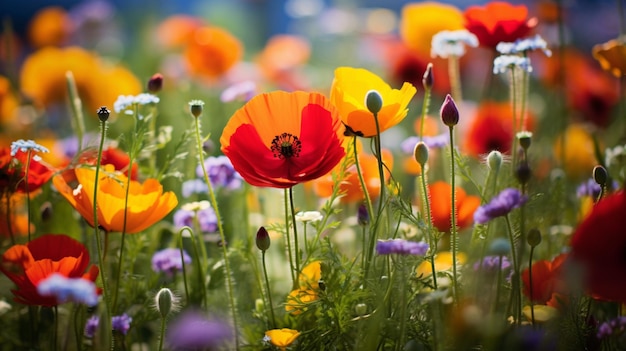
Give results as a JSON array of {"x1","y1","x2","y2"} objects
[{"x1": 271, "y1": 133, "x2": 302, "y2": 159}]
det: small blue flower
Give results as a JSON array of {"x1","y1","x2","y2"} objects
[
  {"x1": 493, "y1": 55, "x2": 532, "y2": 74},
  {"x1": 431, "y1": 29, "x2": 478, "y2": 58},
  {"x1": 10, "y1": 139, "x2": 50, "y2": 156},
  {"x1": 474, "y1": 188, "x2": 528, "y2": 224},
  {"x1": 84, "y1": 315, "x2": 99, "y2": 338},
  {"x1": 182, "y1": 179, "x2": 209, "y2": 198},
  {"x1": 376, "y1": 239, "x2": 429, "y2": 256},
  {"x1": 166, "y1": 310, "x2": 232, "y2": 350},
  {"x1": 473, "y1": 255, "x2": 511, "y2": 272},
  {"x1": 37, "y1": 274, "x2": 98, "y2": 306},
  {"x1": 496, "y1": 34, "x2": 552, "y2": 57},
  {"x1": 197, "y1": 155, "x2": 243, "y2": 190},
  {"x1": 112, "y1": 314, "x2": 132, "y2": 335},
  {"x1": 151, "y1": 248, "x2": 192, "y2": 275}
]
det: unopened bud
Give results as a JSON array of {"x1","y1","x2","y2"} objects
[
  {"x1": 97, "y1": 106, "x2": 110, "y2": 122},
  {"x1": 365, "y1": 90, "x2": 383, "y2": 115},
  {"x1": 318, "y1": 280, "x2": 326, "y2": 291},
  {"x1": 155, "y1": 288, "x2": 175, "y2": 318},
  {"x1": 413, "y1": 141, "x2": 429, "y2": 167},
  {"x1": 422, "y1": 63, "x2": 434, "y2": 90},
  {"x1": 487, "y1": 150, "x2": 502, "y2": 172},
  {"x1": 189, "y1": 100, "x2": 205, "y2": 118},
  {"x1": 516, "y1": 159, "x2": 532, "y2": 185},
  {"x1": 355, "y1": 303, "x2": 367, "y2": 316},
  {"x1": 527, "y1": 228, "x2": 542, "y2": 247},
  {"x1": 256, "y1": 226, "x2": 271, "y2": 251},
  {"x1": 593, "y1": 165, "x2": 608, "y2": 186},
  {"x1": 440, "y1": 94, "x2": 459, "y2": 127},
  {"x1": 357, "y1": 204, "x2": 369, "y2": 226},
  {"x1": 147, "y1": 73, "x2": 164, "y2": 93},
  {"x1": 517, "y1": 131, "x2": 532, "y2": 151},
  {"x1": 40, "y1": 201, "x2": 52, "y2": 222}
]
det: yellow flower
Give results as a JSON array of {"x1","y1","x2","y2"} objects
[
  {"x1": 416, "y1": 251, "x2": 467, "y2": 278},
  {"x1": 298, "y1": 260, "x2": 321, "y2": 288},
  {"x1": 522, "y1": 305, "x2": 558, "y2": 323},
  {"x1": 0, "y1": 76, "x2": 18, "y2": 125},
  {"x1": 285, "y1": 288, "x2": 317, "y2": 315},
  {"x1": 52, "y1": 164, "x2": 178, "y2": 234},
  {"x1": 553, "y1": 124, "x2": 598, "y2": 180},
  {"x1": 27, "y1": 6, "x2": 71, "y2": 48},
  {"x1": 399, "y1": 2, "x2": 465, "y2": 56},
  {"x1": 592, "y1": 38, "x2": 626, "y2": 77},
  {"x1": 265, "y1": 328, "x2": 300, "y2": 350},
  {"x1": 330, "y1": 67, "x2": 416, "y2": 138}
]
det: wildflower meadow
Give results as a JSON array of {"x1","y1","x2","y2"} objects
[{"x1": 1, "y1": 0, "x2": 626, "y2": 350}]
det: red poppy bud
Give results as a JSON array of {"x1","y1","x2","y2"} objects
[{"x1": 440, "y1": 94, "x2": 459, "y2": 127}]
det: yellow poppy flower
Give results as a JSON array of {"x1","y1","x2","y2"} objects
[
  {"x1": 416, "y1": 251, "x2": 467, "y2": 278},
  {"x1": 330, "y1": 67, "x2": 416, "y2": 138},
  {"x1": 399, "y1": 2, "x2": 465, "y2": 56},
  {"x1": 52, "y1": 164, "x2": 178, "y2": 234},
  {"x1": 265, "y1": 328, "x2": 300, "y2": 350},
  {"x1": 285, "y1": 288, "x2": 317, "y2": 315},
  {"x1": 592, "y1": 38, "x2": 626, "y2": 77},
  {"x1": 553, "y1": 124, "x2": 599, "y2": 180},
  {"x1": 298, "y1": 260, "x2": 321, "y2": 288}
]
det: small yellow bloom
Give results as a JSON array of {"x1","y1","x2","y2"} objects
[
  {"x1": 52, "y1": 164, "x2": 178, "y2": 234},
  {"x1": 285, "y1": 288, "x2": 317, "y2": 315},
  {"x1": 265, "y1": 328, "x2": 300, "y2": 350},
  {"x1": 298, "y1": 261, "x2": 321, "y2": 288},
  {"x1": 330, "y1": 67, "x2": 416, "y2": 138},
  {"x1": 416, "y1": 251, "x2": 467, "y2": 278}
]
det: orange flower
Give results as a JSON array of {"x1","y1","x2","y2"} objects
[
  {"x1": 265, "y1": 328, "x2": 300, "y2": 350},
  {"x1": 0, "y1": 194, "x2": 32, "y2": 238},
  {"x1": 428, "y1": 181, "x2": 481, "y2": 233},
  {"x1": 0, "y1": 76, "x2": 18, "y2": 125},
  {"x1": 553, "y1": 124, "x2": 598, "y2": 180},
  {"x1": 399, "y1": 2, "x2": 465, "y2": 57},
  {"x1": 521, "y1": 253, "x2": 568, "y2": 307},
  {"x1": 52, "y1": 164, "x2": 178, "y2": 233},
  {"x1": 298, "y1": 260, "x2": 321, "y2": 288},
  {"x1": 0, "y1": 234, "x2": 99, "y2": 306},
  {"x1": 312, "y1": 146, "x2": 393, "y2": 203},
  {"x1": 285, "y1": 288, "x2": 318, "y2": 315},
  {"x1": 256, "y1": 35, "x2": 310, "y2": 89},
  {"x1": 184, "y1": 26, "x2": 243, "y2": 79},
  {"x1": 330, "y1": 67, "x2": 416, "y2": 138},
  {"x1": 593, "y1": 39, "x2": 626, "y2": 77},
  {"x1": 156, "y1": 15, "x2": 206, "y2": 49},
  {"x1": 220, "y1": 91, "x2": 345, "y2": 188},
  {"x1": 463, "y1": 1, "x2": 537, "y2": 49},
  {"x1": 27, "y1": 6, "x2": 72, "y2": 48},
  {"x1": 0, "y1": 147, "x2": 54, "y2": 194},
  {"x1": 20, "y1": 47, "x2": 141, "y2": 113}
]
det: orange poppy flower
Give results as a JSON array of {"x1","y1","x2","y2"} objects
[
  {"x1": 593, "y1": 39, "x2": 626, "y2": 77},
  {"x1": 27, "y1": 6, "x2": 72, "y2": 48},
  {"x1": 52, "y1": 164, "x2": 178, "y2": 233},
  {"x1": 0, "y1": 147, "x2": 54, "y2": 194},
  {"x1": 399, "y1": 2, "x2": 465, "y2": 57},
  {"x1": 521, "y1": 253, "x2": 568, "y2": 307},
  {"x1": 0, "y1": 76, "x2": 18, "y2": 125},
  {"x1": 184, "y1": 26, "x2": 243, "y2": 79},
  {"x1": 156, "y1": 15, "x2": 207, "y2": 49},
  {"x1": 285, "y1": 288, "x2": 318, "y2": 315},
  {"x1": 265, "y1": 328, "x2": 300, "y2": 350},
  {"x1": 0, "y1": 234, "x2": 99, "y2": 306},
  {"x1": 256, "y1": 35, "x2": 310, "y2": 89},
  {"x1": 312, "y1": 145, "x2": 393, "y2": 203},
  {"x1": 20, "y1": 46, "x2": 141, "y2": 113},
  {"x1": 427, "y1": 181, "x2": 481, "y2": 233},
  {"x1": 463, "y1": 1, "x2": 537, "y2": 49},
  {"x1": 220, "y1": 91, "x2": 345, "y2": 188},
  {"x1": 330, "y1": 67, "x2": 416, "y2": 138}
]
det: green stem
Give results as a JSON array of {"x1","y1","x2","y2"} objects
[
  {"x1": 397, "y1": 259, "x2": 408, "y2": 351},
  {"x1": 504, "y1": 215, "x2": 521, "y2": 324},
  {"x1": 419, "y1": 87, "x2": 432, "y2": 139},
  {"x1": 66, "y1": 71, "x2": 85, "y2": 151},
  {"x1": 493, "y1": 254, "x2": 504, "y2": 317},
  {"x1": 24, "y1": 150, "x2": 32, "y2": 242},
  {"x1": 448, "y1": 55, "x2": 462, "y2": 103},
  {"x1": 178, "y1": 227, "x2": 192, "y2": 304},
  {"x1": 448, "y1": 126, "x2": 459, "y2": 304},
  {"x1": 284, "y1": 189, "x2": 296, "y2": 285},
  {"x1": 418, "y1": 170, "x2": 437, "y2": 289},
  {"x1": 262, "y1": 250, "x2": 277, "y2": 329},
  {"x1": 353, "y1": 136, "x2": 376, "y2": 278},
  {"x1": 194, "y1": 115, "x2": 239, "y2": 349},
  {"x1": 509, "y1": 67, "x2": 519, "y2": 169},
  {"x1": 289, "y1": 187, "x2": 300, "y2": 276},
  {"x1": 158, "y1": 317, "x2": 166, "y2": 351},
  {"x1": 53, "y1": 306, "x2": 58, "y2": 351}
]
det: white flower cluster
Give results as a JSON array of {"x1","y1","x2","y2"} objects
[
  {"x1": 493, "y1": 55, "x2": 532, "y2": 74},
  {"x1": 431, "y1": 29, "x2": 479, "y2": 59},
  {"x1": 496, "y1": 34, "x2": 552, "y2": 57},
  {"x1": 10, "y1": 139, "x2": 50, "y2": 156},
  {"x1": 113, "y1": 93, "x2": 160, "y2": 113}
]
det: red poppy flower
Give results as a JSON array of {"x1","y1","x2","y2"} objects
[
  {"x1": 0, "y1": 147, "x2": 54, "y2": 193},
  {"x1": 428, "y1": 181, "x2": 481, "y2": 233},
  {"x1": 464, "y1": 1, "x2": 537, "y2": 49},
  {"x1": 570, "y1": 191, "x2": 626, "y2": 302},
  {"x1": 220, "y1": 91, "x2": 345, "y2": 188},
  {"x1": 521, "y1": 253, "x2": 568, "y2": 307},
  {"x1": 0, "y1": 234, "x2": 99, "y2": 306}
]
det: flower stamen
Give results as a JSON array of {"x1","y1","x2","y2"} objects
[{"x1": 271, "y1": 133, "x2": 302, "y2": 159}]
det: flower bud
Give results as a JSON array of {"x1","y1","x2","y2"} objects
[
  {"x1": 593, "y1": 165, "x2": 608, "y2": 186},
  {"x1": 357, "y1": 204, "x2": 369, "y2": 226},
  {"x1": 256, "y1": 226, "x2": 271, "y2": 251},
  {"x1": 188, "y1": 100, "x2": 205, "y2": 118},
  {"x1": 355, "y1": 303, "x2": 367, "y2": 316},
  {"x1": 413, "y1": 141, "x2": 429, "y2": 167},
  {"x1": 440, "y1": 94, "x2": 459, "y2": 127},
  {"x1": 517, "y1": 131, "x2": 532, "y2": 151},
  {"x1": 40, "y1": 201, "x2": 52, "y2": 222},
  {"x1": 487, "y1": 150, "x2": 502, "y2": 172},
  {"x1": 318, "y1": 280, "x2": 326, "y2": 291},
  {"x1": 97, "y1": 106, "x2": 110, "y2": 122},
  {"x1": 147, "y1": 73, "x2": 164, "y2": 93},
  {"x1": 527, "y1": 228, "x2": 542, "y2": 247},
  {"x1": 515, "y1": 158, "x2": 532, "y2": 185},
  {"x1": 155, "y1": 288, "x2": 175, "y2": 318},
  {"x1": 365, "y1": 90, "x2": 383, "y2": 115},
  {"x1": 422, "y1": 63, "x2": 434, "y2": 90},
  {"x1": 490, "y1": 238, "x2": 510, "y2": 256}
]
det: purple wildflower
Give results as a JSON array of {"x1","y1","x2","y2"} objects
[
  {"x1": 151, "y1": 248, "x2": 192, "y2": 275},
  {"x1": 173, "y1": 204, "x2": 218, "y2": 233},
  {"x1": 473, "y1": 188, "x2": 528, "y2": 225},
  {"x1": 166, "y1": 310, "x2": 233, "y2": 350},
  {"x1": 376, "y1": 239, "x2": 429, "y2": 256},
  {"x1": 112, "y1": 314, "x2": 132, "y2": 335},
  {"x1": 220, "y1": 80, "x2": 257, "y2": 102},
  {"x1": 182, "y1": 179, "x2": 208, "y2": 198},
  {"x1": 196, "y1": 155, "x2": 243, "y2": 190},
  {"x1": 473, "y1": 255, "x2": 511, "y2": 272},
  {"x1": 576, "y1": 178, "x2": 602, "y2": 198},
  {"x1": 37, "y1": 274, "x2": 98, "y2": 306},
  {"x1": 400, "y1": 134, "x2": 449, "y2": 154},
  {"x1": 597, "y1": 316, "x2": 626, "y2": 339},
  {"x1": 85, "y1": 316, "x2": 99, "y2": 338}
]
